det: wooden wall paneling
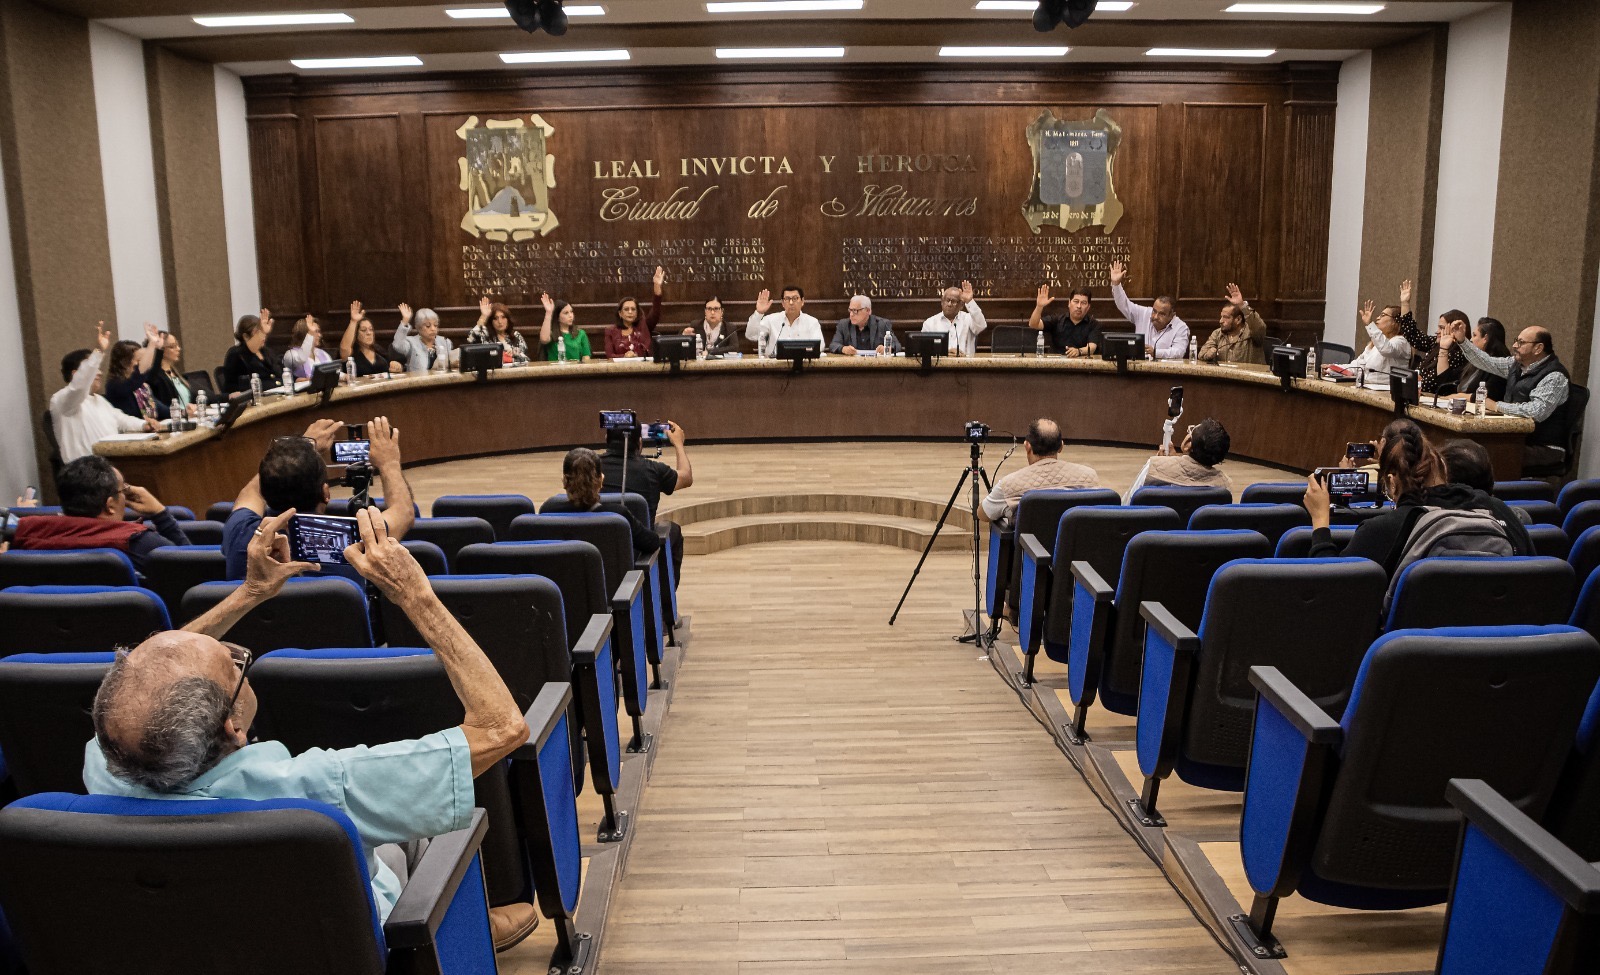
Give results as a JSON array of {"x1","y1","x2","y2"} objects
[
  {"x1": 246, "y1": 115, "x2": 306, "y2": 314},
  {"x1": 297, "y1": 110, "x2": 326, "y2": 314},
  {"x1": 1176, "y1": 103, "x2": 1268, "y2": 301},
  {"x1": 397, "y1": 110, "x2": 433, "y2": 308},
  {"x1": 313, "y1": 114, "x2": 406, "y2": 309}
]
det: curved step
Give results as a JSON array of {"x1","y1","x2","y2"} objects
[
  {"x1": 662, "y1": 493, "x2": 976, "y2": 531},
  {"x1": 677, "y1": 511, "x2": 977, "y2": 556}
]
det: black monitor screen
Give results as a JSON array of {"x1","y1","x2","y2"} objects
[
  {"x1": 1390, "y1": 367, "x2": 1420, "y2": 408},
  {"x1": 1101, "y1": 332, "x2": 1145, "y2": 363},
  {"x1": 655, "y1": 334, "x2": 696, "y2": 362},
  {"x1": 1270, "y1": 346, "x2": 1308, "y2": 380},
  {"x1": 906, "y1": 332, "x2": 948, "y2": 358},
  {"x1": 459, "y1": 343, "x2": 503, "y2": 375},
  {"x1": 776, "y1": 339, "x2": 821, "y2": 360}
]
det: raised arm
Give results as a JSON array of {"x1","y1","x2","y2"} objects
[
  {"x1": 339, "y1": 301, "x2": 366, "y2": 360},
  {"x1": 184, "y1": 508, "x2": 315, "y2": 638},
  {"x1": 345, "y1": 508, "x2": 527, "y2": 774},
  {"x1": 1108, "y1": 261, "x2": 1150, "y2": 329},
  {"x1": 1028, "y1": 284, "x2": 1050, "y2": 331},
  {"x1": 1457, "y1": 338, "x2": 1514, "y2": 379},
  {"x1": 1364, "y1": 322, "x2": 1411, "y2": 358},
  {"x1": 539, "y1": 292, "x2": 555, "y2": 346},
  {"x1": 59, "y1": 324, "x2": 112, "y2": 416},
  {"x1": 666, "y1": 421, "x2": 694, "y2": 491},
  {"x1": 135, "y1": 323, "x2": 161, "y2": 376},
  {"x1": 366, "y1": 415, "x2": 415, "y2": 539},
  {"x1": 961, "y1": 280, "x2": 987, "y2": 337}
]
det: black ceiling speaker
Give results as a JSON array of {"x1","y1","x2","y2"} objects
[
  {"x1": 1033, "y1": 0, "x2": 1097, "y2": 31},
  {"x1": 1063, "y1": 0, "x2": 1098, "y2": 28},
  {"x1": 505, "y1": 0, "x2": 542, "y2": 33},
  {"x1": 537, "y1": 0, "x2": 569, "y2": 36}
]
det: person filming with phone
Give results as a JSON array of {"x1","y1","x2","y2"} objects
[
  {"x1": 221, "y1": 415, "x2": 415, "y2": 583},
  {"x1": 599, "y1": 417, "x2": 692, "y2": 580},
  {"x1": 1123, "y1": 417, "x2": 1234, "y2": 502}
]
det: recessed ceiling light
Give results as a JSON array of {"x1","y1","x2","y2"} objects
[
  {"x1": 447, "y1": 4, "x2": 605, "y2": 17},
  {"x1": 291, "y1": 55, "x2": 423, "y2": 68},
  {"x1": 940, "y1": 45, "x2": 1068, "y2": 57},
  {"x1": 973, "y1": 0, "x2": 1133, "y2": 10},
  {"x1": 195, "y1": 12, "x2": 354, "y2": 27},
  {"x1": 715, "y1": 47, "x2": 846, "y2": 58},
  {"x1": 1225, "y1": 3, "x2": 1384, "y2": 13},
  {"x1": 1146, "y1": 47, "x2": 1276, "y2": 58},
  {"x1": 500, "y1": 49, "x2": 631, "y2": 63},
  {"x1": 707, "y1": 1, "x2": 863, "y2": 11}
]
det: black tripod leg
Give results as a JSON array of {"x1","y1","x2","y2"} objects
[
  {"x1": 957, "y1": 457, "x2": 990, "y2": 648},
  {"x1": 889, "y1": 468, "x2": 970, "y2": 625}
]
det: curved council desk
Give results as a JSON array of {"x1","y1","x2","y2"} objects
[{"x1": 98, "y1": 356, "x2": 1534, "y2": 512}]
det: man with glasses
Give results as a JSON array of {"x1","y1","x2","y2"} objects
[
  {"x1": 745, "y1": 284, "x2": 823, "y2": 357},
  {"x1": 221, "y1": 415, "x2": 414, "y2": 582},
  {"x1": 1349, "y1": 299, "x2": 1414, "y2": 378},
  {"x1": 680, "y1": 295, "x2": 741, "y2": 357},
  {"x1": 1452, "y1": 325, "x2": 1572, "y2": 467},
  {"x1": 830, "y1": 294, "x2": 900, "y2": 356},
  {"x1": 920, "y1": 281, "x2": 987, "y2": 357},
  {"x1": 7, "y1": 455, "x2": 188, "y2": 570},
  {"x1": 84, "y1": 507, "x2": 539, "y2": 947}
]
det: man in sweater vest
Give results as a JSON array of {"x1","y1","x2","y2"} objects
[
  {"x1": 10, "y1": 456, "x2": 188, "y2": 570},
  {"x1": 979, "y1": 418, "x2": 1100, "y2": 529},
  {"x1": 1454, "y1": 326, "x2": 1571, "y2": 468}
]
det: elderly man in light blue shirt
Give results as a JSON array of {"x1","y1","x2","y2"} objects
[{"x1": 84, "y1": 508, "x2": 537, "y2": 948}]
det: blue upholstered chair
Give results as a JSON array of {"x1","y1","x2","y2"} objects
[
  {"x1": 0, "y1": 652, "x2": 112, "y2": 796},
  {"x1": 432, "y1": 494, "x2": 538, "y2": 540},
  {"x1": 177, "y1": 519, "x2": 225, "y2": 546},
  {"x1": 1274, "y1": 525, "x2": 1358, "y2": 558},
  {"x1": 1506, "y1": 499, "x2": 1563, "y2": 527},
  {"x1": 400, "y1": 539, "x2": 450, "y2": 576},
  {"x1": 1570, "y1": 527, "x2": 1600, "y2": 589},
  {"x1": 326, "y1": 498, "x2": 420, "y2": 518},
  {"x1": 0, "y1": 586, "x2": 170, "y2": 655},
  {"x1": 140, "y1": 546, "x2": 227, "y2": 625},
  {"x1": 1492, "y1": 480, "x2": 1558, "y2": 504},
  {"x1": 1526, "y1": 524, "x2": 1573, "y2": 561},
  {"x1": 0, "y1": 794, "x2": 497, "y2": 975},
  {"x1": 1240, "y1": 482, "x2": 1307, "y2": 506},
  {"x1": 204, "y1": 500, "x2": 235, "y2": 523},
  {"x1": 511, "y1": 683, "x2": 592, "y2": 973},
  {"x1": 1187, "y1": 503, "x2": 1311, "y2": 550},
  {"x1": 1558, "y1": 479, "x2": 1600, "y2": 517},
  {"x1": 399, "y1": 517, "x2": 495, "y2": 571},
  {"x1": 1233, "y1": 625, "x2": 1600, "y2": 958},
  {"x1": 458, "y1": 541, "x2": 608, "y2": 659},
  {"x1": 0, "y1": 550, "x2": 135, "y2": 589},
  {"x1": 1437, "y1": 779, "x2": 1600, "y2": 975},
  {"x1": 180, "y1": 577, "x2": 373, "y2": 651},
  {"x1": 1385, "y1": 557, "x2": 1575, "y2": 632},
  {"x1": 1000, "y1": 489, "x2": 1121, "y2": 624},
  {"x1": 1128, "y1": 484, "x2": 1234, "y2": 526},
  {"x1": 1563, "y1": 501, "x2": 1600, "y2": 542}
]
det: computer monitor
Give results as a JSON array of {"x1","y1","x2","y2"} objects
[
  {"x1": 459, "y1": 343, "x2": 504, "y2": 383},
  {"x1": 1390, "y1": 366, "x2": 1420, "y2": 411},
  {"x1": 213, "y1": 394, "x2": 251, "y2": 436},
  {"x1": 906, "y1": 331, "x2": 948, "y2": 370},
  {"x1": 776, "y1": 338, "x2": 822, "y2": 372},
  {"x1": 308, "y1": 360, "x2": 344, "y2": 403},
  {"x1": 1270, "y1": 345, "x2": 1308, "y2": 391},
  {"x1": 654, "y1": 334, "x2": 696, "y2": 373},
  {"x1": 1100, "y1": 332, "x2": 1145, "y2": 373}
]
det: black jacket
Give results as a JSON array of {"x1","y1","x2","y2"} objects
[{"x1": 1309, "y1": 483, "x2": 1533, "y2": 577}]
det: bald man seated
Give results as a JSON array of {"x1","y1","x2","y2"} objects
[
  {"x1": 979, "y1": 418, "x2": 1100, "y2": 529},
  {"x1": 84, "y1": 507, "x2": 541, "y2": 950}
]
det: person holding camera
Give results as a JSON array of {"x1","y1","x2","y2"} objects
[
  {"x1": 220, "y1": 415, "x2": 414, "y2": 583},
  {"x1": 979, "y1": 419, "x2": 1099, "y2": 529},
  {"x1": 601, "y1": 419, "x2": 692, "y2": 579},
  {"x1": 1122, "y1": 417, "x2": 1233, "y2": 503}
]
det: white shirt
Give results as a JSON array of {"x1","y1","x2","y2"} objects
[
  {"x1": 1111, "y1": 283, "x2": 1190, "y2": 360},
  {"x1": 745, "y1": 310, "x2": 824, "y2": 357},
  {"x1": 919, "y1": 300, "x2": 988, "y2": 357},
  {"x1": 1350, "y1": 323, "x2": 1413, "y2": 378},
  {"x1": 50, "y1": 350, "x2": 149, "y2": 463}
]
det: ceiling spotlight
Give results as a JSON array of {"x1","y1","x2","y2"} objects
[
  {"x1": 505, "y1": 0, "x2": 570, "y2": 35},
  {"x1": 1033, "y1": 0, "x2": 1097, "y2": 31}
]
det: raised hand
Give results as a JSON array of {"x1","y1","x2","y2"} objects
[
  {"x1": 1399, "y1": 278, "x2": 1413, "y2": 305},
  {"x1": 1035, "y1": 283, "x2": 1052, "y2": 308},
  {"x1": 755, "y1": 288, "x2": 773, "y2": 315},
  {"x1": 365, "y1": 415, "x2": 400, "y2": 470},
  {"x1": 653, "y1": 265, "x2": 666, "y2": 293},
  {"x1": 95, "y1": 321, "x2": 113, "y2": 352},
  {"x1": 343, "y1": 507, "x2": 426, "y2": 603},
  {"x1": 302, "y1": 418, "x2": 345, "y2": 453},
  {"x1": 959, "y1": 279, "x2": 975, "y2": 304},
  {"x1": 1359, "y1": 299, "x2": 1376, "y2": 327},
  {"x1": 144, "y1": 321, "x2": 162, "y2": 346},
  {"x1": 540, "y1": 291, "x2": 555, "y2": 314},
  {"x1": 1109, "y1": 260, "x2": 1127, "y2": 287},
  {"x1": 259, "y1": 308, "x2": 274, "y2": 332},
  {"x1": 243, "y1": 508, "x2": 317, "y2": 601},
  {"x1": 122, "y1": 484, "x2": 164, "y2": 516},
  {"x1": 478, "y1": 296, "x2": 492, "y2": 320},
  {"x1": 1226, "y1": 283, "x2": 1245, "y2": 306},
  {"x1": 350, "y1": 300, "x2": 364, "y2": 322},
  {"x1": 397, "y1": 302, "x2": 412, "y2": 324}
]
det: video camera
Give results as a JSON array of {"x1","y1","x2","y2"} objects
[
  {"x1": 601, "y1": 410, "x2": 671, "y2": 446},
  {"x1": 965, "y1": 421, "x2": 990, "y2": 442}
]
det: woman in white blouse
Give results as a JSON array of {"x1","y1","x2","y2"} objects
[{"x1": 1349, "y1": 299, "x2": 1413, "y2": 378}]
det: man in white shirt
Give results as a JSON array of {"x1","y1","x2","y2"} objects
[
  {"x1": 746, "y1": 285, "x2": 823, "y2": 357},
  {"x1": 1109, "y1": 260, "x2": 1189, "y2": 360},
  {"x1": 51, "y1": 323, "x2": 158, "y2": 464},
  {"x1": 920, "y1": 280, "x2": 988, "y2": 357}
]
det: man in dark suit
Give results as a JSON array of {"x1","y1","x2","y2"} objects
[
  {"x1": 829, "y1": 295, "x2": 900, "y2": 356},
  {"x1": 680, "y1": 296, "x2": 742, "y2": 356}
]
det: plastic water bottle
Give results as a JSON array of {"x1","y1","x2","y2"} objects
[
  {"x1": 1306, "y1": 345, "x2": 1318, "y2": 379},
  {"x1": 1475, "y1": 381, "x2": 1488, "y2": 418},
  {"x1": 249, "y1": 373, "x2": 262, "y2": 404},
  {"x1": 696, "y1": 333, "x2": 706, "y2": 361},
  {"x1": 756, "y1": 336, "x2": 767, "y2": 360},
  {"x1": 169, "y1": 399, "x2": 182, "y2": 430},
  {"x1": 557, "y1": 338, "x2": 568, "y2": 365},
  {"x1": 195, "y1": 388, "x2": 208, "y2": 422},
  {"x1": 281, "y1": 366, "x2": 293, "y2": 392},
  {"x1": 1188, "y1": 336, "x2": 1198, "y2": 361},
  {"x1": 345, "y1": 356, "x2": 356, "y2": 384},
  {"x1": 1035, "y1": 331, "x2": 1045, "y2": 358}
]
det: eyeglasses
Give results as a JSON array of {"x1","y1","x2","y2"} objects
[
  {"x1": 1512, "y1": 338, "x2": 1538, "y2": 348},
  {"x1": 223, "y1": 642, "x2": 254, "y2": 713}
]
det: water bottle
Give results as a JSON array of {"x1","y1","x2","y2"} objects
[
  {"x1": 756, "y1": 335, "x2": 767, "y2": 360},
  {"x1": 195, "y1": 388, "x2": 208, "y2": 422},
  {"x1": 281, "y1": 366, "x2": 293, "y2": 392},
  {"x1": 249, "y1": 373, "x2": 262, "y2": 404},
  {"x1": 1475, "y1": 381, "x2": 1488, "y2": 417},
  {"x1": 1306, "y1": 345, "x2": 1318, "y2": 379},
  {"x1": 1035, "y1": 331, "x2": 1045, "y2": 358},
  {"x1": 169, "y1": 399, "x2": 182, "y2": 431},
  {"x1": 1188, "y1": 336, "x2": 1198, "y2": 361},
  {"x1": 345, "y1": 356, "x2": 356, "y2": 384},
  {"x1": 557, "y1": 337, "x2": 569, "y2": 365},
  {"x1": 1356, "y1": 364, "x2": 1366, "y2": 389},
  {"x1": 696, "y1": 333, "x2": 706, "y2": 361}
]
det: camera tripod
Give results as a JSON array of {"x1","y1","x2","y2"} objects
[{"x1": 889, "y1": 436, "x2": 994, "y2": 649}]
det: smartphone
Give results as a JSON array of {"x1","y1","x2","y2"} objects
[
  {"x1": 599, "y1": 409, "x2": 638, "y2": 433},
  {"x1": 641, "y1": 421, "x2": 672, "y2": 446},
  {"x1": 23, "y1": 487, "x2": 36, "y2": 503},
  {"x1": 1167, "y1": 386, "x2": 1184, "y2": 418},
  {"x1": 1345, "y1": 442, "x2": 1375, "y2": 462},
  {"x1": 332, "y1": 439, "x2": 371, "y2": 465},
  {"x1": 288, "y1": 514, "x2": 361, "y2": 565},
  {"x1": 0, "y1": 507, "x2": 17, "y2": 542},
  {"x1": 1314, "y1": 468, "x2": 1371, "y2": 499}
]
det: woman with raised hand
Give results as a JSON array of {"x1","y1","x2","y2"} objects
[
  {"x1": 538, "y1": 292, "x2": 592, "y2": 363},
  {"x1": 222, "y1": 314, "x2": 280, "y2": 394},
  {"x1": 105, "y1": 322, "x2": 165, "y2": 419},
  {"x1": 146, "y1": 328, "x2": 196, "y2": 416},
  {"x1": 338, "y1": 300, "x2": 403, "y2": 377},
  {"x1": 283, "y1": 314, "x2": 332, "y2": 380},
  {"x1": 466, "y1": 295, "x2": 531, "y2": 363},
  {"x1": 604, "y1": 265, "x2": 665, "y2": 360}
]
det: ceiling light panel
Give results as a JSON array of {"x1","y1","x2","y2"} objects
[
  {"x1": 974, "y1": 1, "x2": 1133, "y2": 10},
  {"x1": 716, "y1": 47, "x2": 847, "y2": 58},
  {"x1": 1225, "y1": 3, "x2": 1384, "y2": 13},
  {"x1": 940, "y1": 46, "x2": 1068, "y2": 57},
  {"x1": 446, "y1": 5, "x2": 605, "y2": 17},
  {"x1": 195, "y1": 12, "x2": 354, "y2": 27},
  {"x1": 707, "y1": 1, "x2": 864, "y2": 11},
  {"x1": 1146, "y1": 47, "x2": 1276, "y2": 57},
  {"x1": 500, "y1": 49, "x2": 631, "y2": 62},
  {"x1": 291, "y1": 55, "x2": 422, "y2": 68}
]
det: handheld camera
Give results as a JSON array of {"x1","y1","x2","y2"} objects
[
  {"x1": 1345, "y1": 442, "x2": 1375, "y2": 462},
  {"x1": 1314, "y1": 467, "x2": 1373, "y2": 507},
  {"x1": 287, "y1": 513, "x2": 360, "y2": 565}
]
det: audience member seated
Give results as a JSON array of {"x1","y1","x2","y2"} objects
[
  {"x1": 1457, "y1": 316, "x2": 1511, "y2": 401},
  {"x1": 606, "y1": 266, "x2": 665, "y2": 359},
  {"x1": 919, "y1": 281, "x2": 987, "y2": 357},
  {"x1": 220, "y1": 314, "x2": 281, "y2": 395},
  {"x1": 539, "y1": 292, "x2": 593, "y2": 362},
  {"x1": 146, "y1": 327, "x2": 197, "y2": 414},
  {"x1": 1396, "y1": 278, "x2": 1468, "y2": 393},
  {"x1": 466, "y1": 295, "x2": 531, "y2": 363},
  {"x1": 1349, "y1": 299, "x2": 1413, "y2": 377},
  {"x1": 1110, "y1": 260, "x2": 1189, "y2": 360},
  {"x1": 979, "y1": 419, "x2": 1099, "y2": 529},
  {"x1": 337, "y1": 301, "x2": 403, "y2": 376},
  {"x1": 282, "y1": 314, "x2": 332, "y2": 380},
  {"x1": 1452, "y1": 325, "x2": 1572, "y2": 468},
  {"x1": 8, "y1": 457, "x2": 188, "y2": 570},
  {"x1": 391, "y1": 306, "x2": 454, "y2": 373},
  {"x1": 830, "y1": 295, "x2": 900, "y2": 356},
  {"x1": 1029, "y1": 283, "x2": 1100, "y2": 357},
  {"x1": 601, "y1": 420, "x2": 692, "y2": 578},
  {"x1": 1124, "y1": 418, "x2": 1233, "y2": 502},
  {"x1": 222, "y1": 416, "x2": 415, "y2": 581},
  {"x1": 746, "y1": 284, "x2": 823, "y2": 357},
  {"x1": 104, "y1": 323, "x2": 168, "y2": 421},
  {"x1": 540, "y1": 448, "x2": 661, "y2": 557},
  {"x1": 83, "y1": 508, "x2": 539, "y2": 946},
  {"x1": 1440, "y1": 438, "x2": 1535, "y2": 525},
  {"x1": 680, "y1": 294, "x2": 740, "y2": 356},
  {"x1": 1198, "y1": 284, "x2": 1266, "y2": 364},
  {"x1": 1302, "y1": 418, "x2": 1532, "y2": 575},
  {"x1": 51, "y1": 324, "x2": 158, "y2": 464}
]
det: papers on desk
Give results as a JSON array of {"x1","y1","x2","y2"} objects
[
  {"x1": 263, "y1": 380, "x2": 311, "y2": 395},
  {"x1": 98, "y1": 433, "x2": 158, "y2": 443}
]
